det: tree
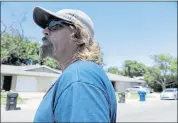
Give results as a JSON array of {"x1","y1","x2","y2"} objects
[
  {"x1": 1, "y1": 12, "x2": 60, "y2": 69},
  {"x1": 144, "y1": 54, "x2": 177, "y2": 91},
  {"x1": 1, "y1": 32, "x2": 39, "y2": 64},
  {"x1": 41, "y1": 57, "x2": 59, "y2": 69},
  {"x1": 1, "y1": 32, "x2": 24, "y2": 64},
  {"x1": 1, "y1": 32, "x2": 59, "y2": 69},
  {"x1": 1, "y1": 13, "x2": 28, "y2": 63},
  {"x1": 144, "y1": 67, "x2": 161, "y2": 89},
  {"x1": 107, "y1": 66, "x2": 124, "y2": 75},
  {"x1": 1, "y1": 21, "x2": 7, "y2": 35},
  {"x1": 107, "y1": 67, "x2": 119, "y2": 74},
  {"x1": 122, "y1": 60, "x2": 147, "y2": 78}
]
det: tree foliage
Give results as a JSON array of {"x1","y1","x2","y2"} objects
[
  {"x1": 1, "y1": 31, "x2": 59, "y2": 69},
  {"x1": 122, "y1": 60, "x2": 147, "y2": 78},
  {"x1": 107, "y1": 66, "x2": 124, "y2": 75},
  {"x1": 144, "y1": 54, "x2": 177, "y2": 91},
  {"x1": 106, "y1": 55, "x2": 177, "y2": 92}
]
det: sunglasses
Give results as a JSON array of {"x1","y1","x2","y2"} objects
[{"x1": 47, "y1": 19, "x2": 74, "y2": 31}]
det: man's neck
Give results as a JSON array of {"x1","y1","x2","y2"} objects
[{"x1": 60, "y1": 55, "x2": 79, "y2": 72}]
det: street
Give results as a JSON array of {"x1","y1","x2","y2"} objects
[
  {"x1": 117, "y1": 100, "x2": 177, "y2": 122},
  {"x1": 1, "y1": 100, "x2": 177, "y2": 122}
]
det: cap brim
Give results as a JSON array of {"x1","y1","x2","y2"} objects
[{"x1": 33, "y1": 6, "x2": 70, "y2": 29}]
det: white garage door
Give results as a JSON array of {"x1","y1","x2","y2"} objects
[{"x1": 16, "y1": 76, "x2": 37, "y2": 92}]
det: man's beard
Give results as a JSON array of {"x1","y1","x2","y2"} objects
[{"x1": 40, "y1": 37, "x2": 56, "y2": 60}]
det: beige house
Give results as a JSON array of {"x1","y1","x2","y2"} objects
[
  {"x1": 1, "y1": 65, "x2": 60, "y2": 92},
  {"x1": 1, "y1": 64, "x2": 146, "y2": 92},
  {"x1": 107, "y1": 73, "x2": 147, "y2": 92}
]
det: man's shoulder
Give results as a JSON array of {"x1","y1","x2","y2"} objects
[
  {"x1": 59, "y1": 61, "x2": 108, "y2": 86},
  {"x1": 64, "y1": 61, "x2": 103, "y2": 74}
]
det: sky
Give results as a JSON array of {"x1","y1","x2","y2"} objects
[{"x1": 1, "y1": 2, "x2": 177, "y2": 69}]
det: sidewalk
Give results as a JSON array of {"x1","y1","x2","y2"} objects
[
  {"x1": 18, "y1": 98, "x2": 42, "y2": 110},
  {"x1": 17, "y1": 92, "x2": 44, "y2": 110},
  {"x1": 18, "y1": 92, "x2": 46, "y2": 100},
  {"x1": 1, "y1": 98, "x2": 42, "y2": 111}
]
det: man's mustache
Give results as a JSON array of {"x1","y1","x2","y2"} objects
[
  {"x1": 42, "y1": 37, "x2": 52, "y2": 46},
  {"x1": 42, "y1": 37, "x2": 49, "y2": 42}
]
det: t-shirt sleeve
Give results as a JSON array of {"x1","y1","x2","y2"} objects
[{"x1": 53, "y1": 82, "x2": 110, "y2": 122}]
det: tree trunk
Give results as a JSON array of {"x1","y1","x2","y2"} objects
[{"x1": 161, "y1": 84, "x2": 166, "y2": 91}]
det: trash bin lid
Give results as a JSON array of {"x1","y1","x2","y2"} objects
[{"x1": 7, "y1": 93, "x2": 18, "y2": 98}]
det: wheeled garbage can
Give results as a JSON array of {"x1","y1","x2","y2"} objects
[
  {"x1": 6, "y1": 93, "x2": 19, "y2": 111},
  {"x1": 138, "y1": 91, "x2": 146, "y2": 102},
  {"x1": 118, "y1": 92, "x2": 126, "y2": 103}
]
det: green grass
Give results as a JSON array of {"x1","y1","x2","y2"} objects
[
  {"x1": 1, "y1": 91, "x2": 24, "y2": 105},
  {"x1": 127, "y1": 93, "x2": 139, "y2": 99},
  {"x1": 115, "y1": 92, "x2": 121, "y2": 100}
]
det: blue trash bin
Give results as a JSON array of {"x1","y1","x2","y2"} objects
[{"x1": 138, "y1": 91, "x2": 146, "y2": 101}]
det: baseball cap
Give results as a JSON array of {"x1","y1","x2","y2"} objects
[{"x1": 33, "y1": 6, "x2": 94, "y2": 39}]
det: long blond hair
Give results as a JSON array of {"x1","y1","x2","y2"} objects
[{"x1": 70, "y1": 24, "x2": 103, "y2": 66}]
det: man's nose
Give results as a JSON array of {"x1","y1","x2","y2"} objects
[{"x1": 42, "y1": 27, "x2": 50, "y2": 36}]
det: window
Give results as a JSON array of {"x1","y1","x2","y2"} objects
[
  {"x1": 165, "y1": 90, "x2": 175, "y2": 92},
  {"x1": 132, "y1": 87, "x2": 139, "y2": 88}
]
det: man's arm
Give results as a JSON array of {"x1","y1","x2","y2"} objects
[{"x1": 54, "y1": 82, "x2": 110, "y2": 122}]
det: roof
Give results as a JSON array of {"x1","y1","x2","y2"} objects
[
  {"x1": 165, "y1": 88, "x2": 177, "y2": 90},
  {"x1": 106, "y1": 73, "x2": 145, "y2": 83},
  {"x1": 24, "y1": 65, "x2": 62, "y2": 74},
  {"x1": 1, "y1": 64, "x2": 60, "y2": 78},
  {"x1": 1, "y1": 64, "x2": 146, "y2": 83}
]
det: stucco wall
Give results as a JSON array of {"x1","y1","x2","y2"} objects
[
  {"x1": 36, "y1": 76, "x2": 58, "y2": 92},
  {"x1": 8, "y1": 75, "x2": 58, "y2": 92},
  {"x1": 16, "y1": 76, "x2": 38, "y2": 92},
  {"x1": 115, "y1": 81, "x2": 147, "y2": 92},
  {"x1": 1, "y1": 75, "x2": 4, "y2": 89},
  {"x1": 115, "y1": 81, "x2": 138, "y2": 92},
  {"x1": 11, "y1": 75, "x2": 17, "y2": 91}
]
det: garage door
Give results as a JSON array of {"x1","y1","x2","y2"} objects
[{"x1": 16, "y1": 76, "x2": 37, "y2": 92}]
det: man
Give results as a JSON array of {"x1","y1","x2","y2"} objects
[{"x1": 33, "y1": 6, "x2": 117, "y2": 122}]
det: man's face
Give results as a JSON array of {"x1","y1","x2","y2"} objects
[{"x1": 40, "y1": 19, "x2": 78, "y2": 63}]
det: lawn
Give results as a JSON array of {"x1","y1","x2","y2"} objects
[{"x1": 1, "y1": 91, "x2": 24, "y2": 105}]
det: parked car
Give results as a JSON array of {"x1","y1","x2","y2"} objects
[
  {"x1": 125, "y1": 86, "x2": 152, "y2": 93},
  {"x1": 160, "y1": 88, "x2": 177, "y2": 100}
]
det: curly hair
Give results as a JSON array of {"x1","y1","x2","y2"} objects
[{"x1": 70, "y1": 24, "x2": 103, "y2": 66}]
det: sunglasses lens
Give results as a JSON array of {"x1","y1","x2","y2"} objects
[
  {"x1": 48, "y1": 21, "x2": 60, "y2": 30},
  {"x1": 47, "y1": 20, "x2": 73, "y2": 31}
]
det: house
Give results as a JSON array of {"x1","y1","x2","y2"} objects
[
  {"x1": 1, "y1": 64, "x2": 61, "y2": 92},
  {"x1": 1, "y1": 64, "x2": 147, "y2": 92},
  {"x1": 107, "y1": 73, "x2": 146, "y2": 92}
]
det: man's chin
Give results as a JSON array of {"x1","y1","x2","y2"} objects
[
  {"x1": 40, "y1": 53, "x2": 48, "y2": 60},
  {"x1": 40, "y1": 53, "x2": 55, "y2": 60}
]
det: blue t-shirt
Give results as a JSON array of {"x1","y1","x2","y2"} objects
[{"x1": 33, "y1": 61, "x2": 117, "y2": 122}]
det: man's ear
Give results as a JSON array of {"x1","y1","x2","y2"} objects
[
  {"x1": 78, "y1": 42, "x2": 85, "y2": 47},
  {"x1": 77, "y1": 43, "x2": 85, "y2": 52}
]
